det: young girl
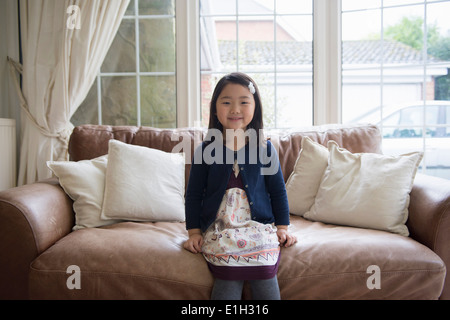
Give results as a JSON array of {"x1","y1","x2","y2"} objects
[{"x1": 184, "y1": 72, "x2": 297, "y2": 300}]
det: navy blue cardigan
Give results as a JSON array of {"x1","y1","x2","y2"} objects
[{"x1": 185, "y1": 139, "x2": 290, "y2": 232}]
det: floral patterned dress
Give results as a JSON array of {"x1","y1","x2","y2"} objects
[{"x1": 202, "y1": 161, "x2": 281, "y2": 280}]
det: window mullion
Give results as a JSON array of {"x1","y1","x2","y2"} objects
[
  {"x1": 176, "y1": 0, "x2": 200, "y2": 127},
  {"x1": 273, "y1": 0, "x2": 278, "y2": 129},
  {"x1": 313, "y1": 0, "x2": 342, "y2": 125},
  {"x1": 135, "y1": 0, "x2": 141, "y2": 126},
  {"x1": 422, "y1": 2, "x2": 428, "y2": 174},
  {"x1": 236, "y1": 0, "x2": 239, "y2": 72}
]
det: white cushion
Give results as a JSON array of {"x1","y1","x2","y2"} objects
[
  {"x1": 286, "y1": 136, "x2": 329, "y2": 216},
  {"x1": 47, "y1": 155, "x2": 120, "y2": 230},
  {"x1": 100, "y1": 139, "x2": 185, "y2": 222},
  {"x1": 303, "y1": 141, "x2": 423, "y2": 236}
]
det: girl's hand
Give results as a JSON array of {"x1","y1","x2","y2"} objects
[
  {"x1": 184, "y1": 229, "x2": 204, "y2": 253},
  {"x1": 276, "y1": 226, "x2": 297, "y2": 248}
]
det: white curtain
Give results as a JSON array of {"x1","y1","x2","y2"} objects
[{"x1": 11, "y1": 0, "x2": 129, "y2": 185}]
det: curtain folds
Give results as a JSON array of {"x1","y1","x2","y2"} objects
[{"x1": 14, "y1": 0, "x2": 130, "y2": 185}]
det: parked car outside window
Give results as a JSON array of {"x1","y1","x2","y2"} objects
[{"x1": 351, "y1": 101, "x2": 450, "y2": 180}]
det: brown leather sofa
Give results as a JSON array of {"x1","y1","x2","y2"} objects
[{"x1": 0, "y1": 123, "x2": 448, "y2": 300}]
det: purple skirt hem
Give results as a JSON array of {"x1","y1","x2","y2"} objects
[{"x1": 207, "y1": 255, "x2": 280, "y2": 281}]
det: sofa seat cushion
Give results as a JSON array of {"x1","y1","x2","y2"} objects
[
  {"x1": 29, "y1": 221, "x2": 212, "y2": 299},
  {"x1": 29, "y1": 216, "x2": 446, "y2": 300},
  {"x1": 282, "y1": 216, "x2": 445, "y2": 299}
]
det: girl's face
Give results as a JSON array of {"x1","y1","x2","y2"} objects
[{"x1": 215, "y1": 83, "x2": 256, "y2": 132}]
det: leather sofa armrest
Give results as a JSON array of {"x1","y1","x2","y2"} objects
[
  {"x1": 408, "y1": 173, "x2": 450, "y2": 299},
  {"x1": 0, "y1": 178, "x2": 74, "y2": 299}
]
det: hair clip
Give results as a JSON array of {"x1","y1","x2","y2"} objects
[{"x1": 248, "y1": 82, "x2": 256, "y2": 94}]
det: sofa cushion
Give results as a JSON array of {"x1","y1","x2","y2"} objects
[
  {"x1": 29, "y1": 221, "x2": 213, "y2": 299},
  {"x1": 46, "y1": 155, "x2": 121, "y2": 230},
  {"x1": 285, "y1": 136, "x2": 329, "y2": 216},
  {"x1": 68, "y1": 124, "x2": 382, "y2": 188},
  {"x1": 271, "y1": 123, "x2": 382, "y2": 182},
  {"x1": 68, "y1": 126, "x2": 206, "y2": 191},
  {"x1": 101, "y1": 139, "x2": 185, "y2": 222},
  {"x1": 303, "y1": 141, "x2": 423, "y2": 236},
  {"x1": 29, "y1": 216, "x2": 445, "y2": 299},
  {"x1": 281, "y1": 216, "x2": 445, "y2": 299}
]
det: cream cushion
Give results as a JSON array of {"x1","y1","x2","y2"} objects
[
  {"x1": 303, "y1": 141, "x2": 423, "y2": 236},
  {"x1": 286, "y1": 136, "x2": 329, "y2": 216},
  {"x1": 47, "y1": 155, "x2": 120, "y2": 230},
  {"x1": 100, "y1": 139, "x2": 185, "y2": 222}
]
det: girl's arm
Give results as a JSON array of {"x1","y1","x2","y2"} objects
[
  {"x1": 263, "y1": 142, "x2": 297, "y2": 247},
  {"x1": 276, "y1": 225, "x2": 297, "y2": 247},
  {"x1": 184, "y1": 228, "x2": 204, "y2": 254},
  {"x1": 185, "y1": 144, "x2": 208, "y2": 230},
  {"x1": 184, "y1": 144, "x2": 208, "y2": 253}
]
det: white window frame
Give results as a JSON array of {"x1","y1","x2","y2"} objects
[
  {"x1": 313, "y1": 0, "x2": 342, "y2": 125},
  {"x1": 176, "y1": 0, "x2": 201, "y2": 127}
]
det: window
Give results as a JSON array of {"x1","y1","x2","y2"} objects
[
  {"x1": 71, "y1": 0, "x2": 177, "y2": 128},
  {"x1": 199, "y1": 0, "x2": 314, "y2": 128},
  {"x1": 341, "y1": 0, "x2": 450, "y2": 179},
  {"x1": 71, "y1": 0, "x2": 450, "y2": 180}
]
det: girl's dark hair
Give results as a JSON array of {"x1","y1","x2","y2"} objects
[{"x1": 207, "y1": 72, "x2": 264, "y2": 132}]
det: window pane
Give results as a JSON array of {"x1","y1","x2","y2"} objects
[
  {"x1": 238, "y1": 17, "x2": 274, "y2": 72},
  {"x1": 383, "y1": 4, "x2": 424, "y2": 63},
  {"x1": 101, "y1": 76, "x2": 137, "y2": 126},
  {"x1": 428, "y1": 0, "x2": 450, "y2": 178},
  {"x1": 140, "y1": 76, "x2": 176, "y2": 128},
  {"x1": 383, "y1": 127, "x2": 423, "y2": 139},
  {"x1": 399, "y1": 105, "x2": 425, "y2": 126},
  {"x1": 139, "y1": 18, "x2": 176, "y2": 72},
  {"x1": 342, "y1": 9, "x2": 381, "y2": 41},
  {"x1": 427, "y1": 1, "x2": 450, "y2": 103},
  {"x1": 342, "y1": 8, "x2": 382, "y2": 123},
  {"x1": 125, "y1": 1, "x2": 135, "y2": 15},
  {"x1": 71, "y1": 79, "x2": 98, "y2": 127},
  {"x1": 277, "y1": 15, "x2": 313, "y2": 42},
  {"x1": 216, "y1": 40, "x2": 237, "y2": 73},
  {"x1": 342, "y1": 0, "x2": 380, "y2": 12},
  {"x1": 200, "y1": 73, "x2": 223, "y2": 127},
  {"x1": 238, "y1": 0, "x2": 274, "y2": 14},
  {"x1": 277, "y1": 72, "x2": 313, "y2": 127},
  {"x1": 139, "y1": 0, "x2": 175, "y2": 15},
  {"x1": 426, "y1": 126, "x2": 450, "y2": 180},
  {"x1": 200, "y1": 0, "x2": 314, "y2": 129},
  {"x1": 342, "y1": 0, "x2": 450, "y2": 180},
  {"x1": 71, "y1": 0, "x2": 177, "y2": 129},
  {"x1": 248, "y1": 73, "x2": 275, "y2": 128},
  {"x1": 276, "y1": 0, "x2": 312, "y2": 14},
  {"x1": 381, "y1": 125, "x2": 425, "y2": 172},
  {"x1": 202, "y1": 0, "x2": 236, "y2": 16},
  {"x1": 447, "y1": 107, "x2": 450, "y2": 126},
  {"x1": 101, "y1": 19, "x2": 136, "y2": 73},
  {"x1": 383, "y1": 0, "x2": 423, "y2": 7}
]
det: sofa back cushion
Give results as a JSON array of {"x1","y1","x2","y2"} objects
[{"x1": 68, "y1": 124, "x2": 382, "y2": 187}]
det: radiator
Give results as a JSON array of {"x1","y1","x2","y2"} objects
[{"x1": 0, "y1": 118, "x2": 16, "y2": 191}]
